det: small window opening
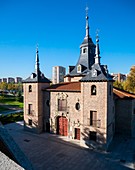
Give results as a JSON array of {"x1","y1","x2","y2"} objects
[
  {"x1": 77, "y1": 65, "x2": 81, "y2": 73},
  {"x1": 28, "y1": 104, "x2": 32, "y2": 115},
  {"x1": 83, "y1": 48, "x2": 87, "y2": 53},
  {"x1": 91, "y1": 85, "x2": 96, "y2": 95},
  {"x1": 28, "y1": 119, "x2": 32, "y2": 126},
  {"x1": 29, "y1": 85, "x2": 32, "y2": 92},
  {"x1": 89, "y1": 131, "x2": 97, "y2": 141}
]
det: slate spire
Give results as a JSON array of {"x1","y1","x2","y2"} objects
[
  {"x1": 85, "y1": 6, "x2": 89, "y2": 38},
  {"x1": 95, "y1": 31, "x2": 101, "y2": 64},
  {"x1": 35, "y1": 45, "x2": 40, "y2": 74}
]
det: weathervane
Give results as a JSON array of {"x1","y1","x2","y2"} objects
[{"x1": 85, "y1": 6, "x2": 89, "y2": 17}]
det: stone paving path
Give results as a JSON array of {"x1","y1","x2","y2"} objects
[
  {"x1": 4, "y1": 122, "x2": 135, "y2": 170},
  {"x1": 0, "y1": 151, "x2": 24, "y2": 170}
]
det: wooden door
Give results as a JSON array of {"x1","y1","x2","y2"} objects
[
  {"x1": 57, "y1": 117, "x2": 68, "y2": 136},
  {"x1": 75, "y1": 128, "x2": 80, "y2": 140}
]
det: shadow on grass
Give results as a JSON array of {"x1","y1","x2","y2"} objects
[{"x1": 0, "y1": 113, "x2": 23, "y2": 125}]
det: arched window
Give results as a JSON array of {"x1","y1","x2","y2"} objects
[
  {"x1": 91, "y1": 85, "x2": 96, "y2": 95},
  {"x1": 83, "y1": 48, "x2": 87, "y2": 53},
  {"x1": 29, "y1": 85, "x2": 32, "y2": 92}
]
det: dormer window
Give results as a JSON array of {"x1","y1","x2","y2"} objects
[
  {"x1": 29, "y1": 85, "x2": 32, "y2": 92},
  {"x1": 77, "y1": 65, "x2": 82, "y2": 73},
  {"x1": 92, "y1": 70, "x2": 97, "y2": 77},
  {"x1": 91, "y1": 85, "x2": 96, "y2": 95},
  {"x1": 83, "y1": 48, "x2": 87, "y2": 54}
]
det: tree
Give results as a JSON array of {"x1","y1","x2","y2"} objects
[
  {"x1": 125, "y1": 66, "x2": 135, "y2": 93},
  {"x1": 0, "y1": 82, "x2": 8, "y2": 91},
  {"x1": 113, "y1": 81, "x2": 123, "y2": 90}
]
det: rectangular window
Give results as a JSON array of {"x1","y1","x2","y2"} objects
[
  {"x1": 28, "y1": 104, "x2": 32, "y2": 115},
  {"x1": 28, "y1": 119, "x2": 32, "y2": 126},
  {"x1": 90, "y1": 111, "x2": 97, "y2": 127},
  {"x1": 58, "y1": 99, "x2": 67, "y2": 111},
  {"x1": 89, "y1": 131, "x2": 97, "y2": 141}
]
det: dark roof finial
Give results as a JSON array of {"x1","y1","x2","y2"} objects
[
  {"x1": 35, "y1": 44, "x2": 40, "y2": 74},
  {"x1": 85, "y1": 5, "x2": 89, "y2": 37}
]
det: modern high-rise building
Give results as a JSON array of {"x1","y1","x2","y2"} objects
[
  {"x1": 7, "y1": 77, "x2": 15, "y2": 83},
  {"x1": 15, "y1": 77, "x2": 22, "y2": 83},
  {"x1": 52, "y1": 66, "x2": 66, "y2": 84},
  {"x1": 2, "y1": 78, "x2": 7, "y2": 83}
]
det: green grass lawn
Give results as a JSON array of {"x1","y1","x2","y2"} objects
[
  {"x1": 0, "y1": 95, "x2": 24, "y2": 124},
  {"x1": 0, "y1": 95, "x2": 23, "y2": 108}
]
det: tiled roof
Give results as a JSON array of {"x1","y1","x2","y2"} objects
[
  {"x1": 113, "y1": 87, "x2": 135, "y2": 99},
  {"x1": 45, "y1": 82, "x2": 81, "y2": 92},
  {"x1": 45, "y1": 82, "x2": 135, "y2": 98}
]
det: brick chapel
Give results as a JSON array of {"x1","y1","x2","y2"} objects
[{"x1": 23, "y1": 9, "x2": 135, "y2": 150}]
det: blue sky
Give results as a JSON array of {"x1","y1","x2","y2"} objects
[{"x1": 0, "y1": 0, "x2": 135, "y2": 80}]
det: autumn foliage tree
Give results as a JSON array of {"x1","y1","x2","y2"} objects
[
  {"x1": 0, "y1": 82, "x2": 23, "y2": 94},
  {"x1": 113, "y1": 66, "x2": 135, "y2": 94},
  {"x1": 125, "y1": 66, "x2": 135, "y2": 93}
]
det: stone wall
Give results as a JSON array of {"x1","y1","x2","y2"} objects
[
  {"x1": 81, "y1": 81, "x2": 114, "y2": 149},
  {"x1": 23, "y1": 82, "x2": 50, "y2": 133},
  {"x1": 115, "y1": 99, "x2": 132, "y2": 136},
  {"x1": 49, "y1": 91, "x2": 81, "y2": 139},
  {"x1": 64, "y1": 76, "x2": 83, "y2": 82}
]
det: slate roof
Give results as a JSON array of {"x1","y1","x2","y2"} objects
[
  {"x1": 45, "y1": 82, "x2": 81, "y2": 92},
  {"x1": 23, "y1": 71, "x2": 51, "y2": 83},
  {"x1": 68, "y1": 36, "x2": 96, "y2": 77},
  {"x1": 80, "y1": 63, "x2": 113, "y2": 82},
  {"x1": 113, "y1": 87, "x2": 135, "y2": 99},
  {"x1": 81, "y1": 36, "x2": 95, "y2": 45}
]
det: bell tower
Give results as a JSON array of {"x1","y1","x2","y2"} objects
[
  {"x1": 80, "y1": 34, "x2": 115, "y2": 149},
  {"x1": 65, "y1": 7, "x2": 96, "y2": 82},
  {"x1": 23, "y1": 47, "x2": 51, "y2": 133}
]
